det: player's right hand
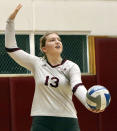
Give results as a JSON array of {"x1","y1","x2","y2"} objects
[
  {"x1": 9, "y1": 4, "x2": 22, "y2": 20},
  {"x1": 87, "y1": 107, "x2": 104, "y2": 113},
  {"x1": 85, "y1": 103, "x2": 104, "y2": 113}
]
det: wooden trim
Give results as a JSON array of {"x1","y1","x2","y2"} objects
[{"x1": 88, "y1": 36, "x2": 96, "y2": 75}]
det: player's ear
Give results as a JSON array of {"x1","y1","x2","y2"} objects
[{"x1": 41, "y1": 47, "x2": 47, "y2": 53}]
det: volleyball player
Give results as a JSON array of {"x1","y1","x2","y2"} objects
[{"x1": 5, "y1": 4, "x2": 103, "y2": 131}]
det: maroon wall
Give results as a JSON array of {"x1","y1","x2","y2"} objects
[
  {"x1": 9, "y1": 77, "x2": 35, "y2": 131},
  {"x1": 0, "y1": 77, "x2": 11, "y2": 131},
  {"x1": 95, "y1": 37, "x2": 117, "y2": 131},
  {"x1": 0, "y1": 75, "x2": 97, "y2": 131}
]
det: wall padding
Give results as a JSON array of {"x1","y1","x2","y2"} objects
[
  {"x1": 0, "y1": 77, "x2": 11, "y2": 131},
  {"x1": 9, "y1": 77, "x2": 35, "y2": 131},
  {"x1": 95, "y1": 37, "x2": 117, "y2": 131}
]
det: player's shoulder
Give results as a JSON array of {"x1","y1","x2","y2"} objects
[
  {"x1": 65, "y1": 60, "x2": 80, "y2": 70},
  {"x1": 32, "y1": 56, "x2": 46, "y2": 64},
  {"x1": 37, "y1": 57, "x2": 46, "y2": 62},
  {"x1": 64, "y1": 59, "x2": 78, "y2": 69},
  {"x1": 65, "y1": 60, "x2": 76, "y2": 66}
]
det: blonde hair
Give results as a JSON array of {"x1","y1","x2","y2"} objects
[{"x1": 40, "y1": 32, "x2": 59, "y2": 53}]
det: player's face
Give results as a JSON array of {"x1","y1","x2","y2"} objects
[{"x1": 42, "y1": 33, "x2": 63, "y2": 56}]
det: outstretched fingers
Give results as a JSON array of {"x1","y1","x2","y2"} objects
[{"x1": 15, "y1": 4, "x2": 22, "y2": 12}]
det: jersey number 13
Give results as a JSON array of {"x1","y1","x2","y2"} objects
[{"x1": 45, "y1": 76, "x2": 59, "y2": 88}]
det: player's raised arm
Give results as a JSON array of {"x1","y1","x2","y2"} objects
[
  {"x1": 5, "y1": 4, "x2": 22, "y2": 49},
  {"x1": 5, "y1": 4, "x2": 39, "y2": 72}
]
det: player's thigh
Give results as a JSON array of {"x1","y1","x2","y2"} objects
[
  {"x1": 67, "y1": 125, "x2": 80, "y2": 131},
  {"x1": 66, "y1": 118, "x2": 80, "y2": 131},
  {"x1": 31, "y1": 124, "x2": 51, "y2": 131},
  {"x1": 55, "y1": 117, "x2": 80, "y2": 131}
]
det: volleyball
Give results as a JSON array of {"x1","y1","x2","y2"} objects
[{"x1": 86, "y1": 85, "x2": 111, "y2": 111}]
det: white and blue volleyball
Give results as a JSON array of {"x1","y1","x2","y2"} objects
[{"x1": 86, "y1": 85, "x2": 111, "y2": 110}]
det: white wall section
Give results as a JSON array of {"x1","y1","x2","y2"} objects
[{"x1": 1, "y1": 0, "x2": 117, "y2": 35}]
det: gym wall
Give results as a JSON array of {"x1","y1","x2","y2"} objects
[{"x1": 0, "y1": 0, "x2": 117, "y2": 35}]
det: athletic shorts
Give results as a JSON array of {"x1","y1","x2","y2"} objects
[{"x1": 31, "y1": 116, "x2": 80, "y2": 131}]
